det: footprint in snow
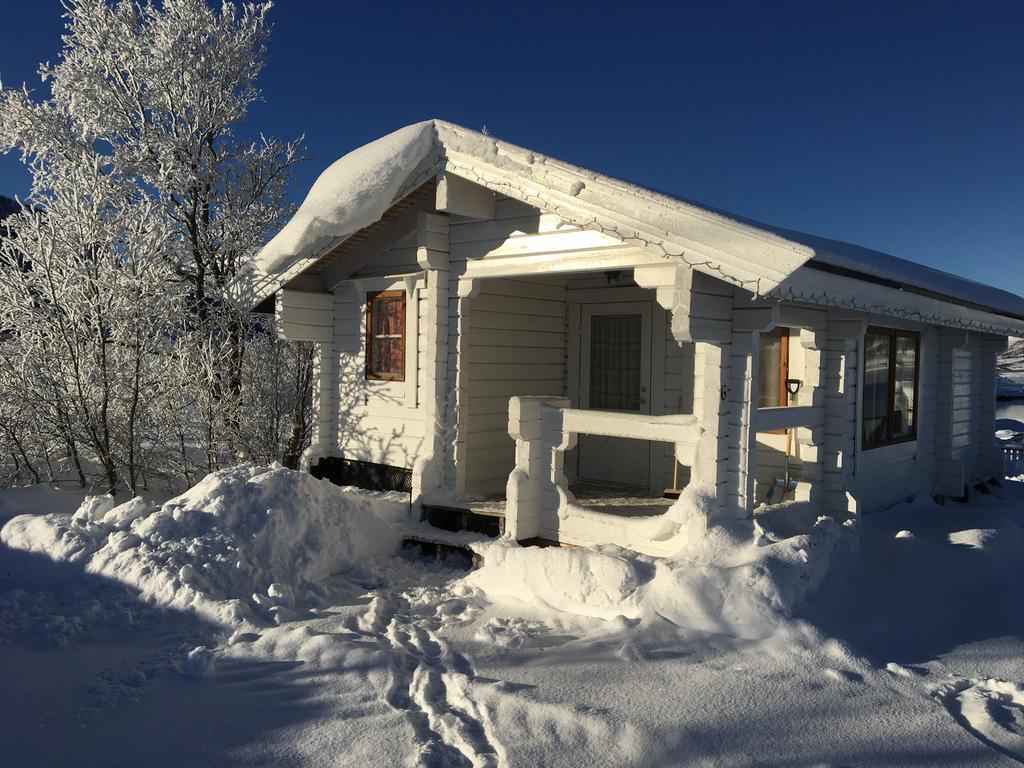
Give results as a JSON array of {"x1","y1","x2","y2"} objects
[{"x1": 933, "y1": 677, "x2": 1024, "y2": 762}]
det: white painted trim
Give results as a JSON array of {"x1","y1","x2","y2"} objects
[
  {"x1": 650, "y1": 303, "x2": 668, "y2": 492},
  {"x1": 754, "y1": 405, "x2": 823, "y2": 432}
]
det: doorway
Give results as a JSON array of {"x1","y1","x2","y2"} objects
[{"x1": 576, "y1": 302, "x2": 653, "y2": 489}]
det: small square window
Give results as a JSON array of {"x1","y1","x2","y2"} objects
[{"x1": 365, "y1": 290, "x2": 405, "y2": 381}]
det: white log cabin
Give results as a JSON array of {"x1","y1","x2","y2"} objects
[{"x1": 234, "y1": 120, "x2": 1024, "y2": 556}]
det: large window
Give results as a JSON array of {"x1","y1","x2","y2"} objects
[
  {"x1": 758, "y1": 327, "x2": 790, "y2": 409},
  {"x1": 365, "y1": 290, "x2": 406, "y2": 381},
  {"x1": 862, "y1": 327, "x2": 919, "y2": 449}
]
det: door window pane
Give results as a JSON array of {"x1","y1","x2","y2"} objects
[
  {"x1": 589, "y1": 314, "x2": 641, "y2": 411},
  {"x1": 863, "y1": 331, "x2": 891, "y2": 447},
  {"x1": 893, "y1": 334, "x2": 917, "y2": 440}
]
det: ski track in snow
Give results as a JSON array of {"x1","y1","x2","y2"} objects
[
  {"x1": 346, "y1": 584, "x2": 505, "y2": 768},
  {"x1": 934, "y1": 677, "x2": 1024, "y2": 764}
]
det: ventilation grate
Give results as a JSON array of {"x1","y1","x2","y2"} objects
[{"x1": 311, "y1": 457, "x2": 412, "y2": 495}]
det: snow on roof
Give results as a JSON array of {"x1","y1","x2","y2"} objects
[
  {"x1": 645, "y1": 189, "x2": 1024, "y2": 320},
  {"x1": 256, "y1": 120, "x2": 438, "y2": 277},
  {"x1": 242, "y1": 119, "x2": 1024, "y2": 323}
]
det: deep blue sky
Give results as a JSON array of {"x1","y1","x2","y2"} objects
[{"x1": 2, "y1": 1, "x2": 1022, "y2": 292}]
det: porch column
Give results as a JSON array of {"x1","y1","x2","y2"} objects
[
  {"x1": 663, "y1": 268, "x2": 739, "y2": 519},
  {"x1": 934, "y1": 330, "x2": 969, "y2": 498},
  {"x1": 728, "y1": 330, "x2": 757, "y2": 513},
  {"x1": 505, "y1": 396, "x2": 570, "y2": 541},
  {"x1": 410, "y1": 213, "x2": 450, "y2": 511},
  {"x1": 979, "y1": 335, "x2": 1008, "y2": 479},
  {"x1": 302, "y1": 338, "x2": 338, "y2": 469},
  {"x1": 444, "y1": 278, "x2": 478, "y2": 497},
  {"x1": 690, "y1": 340, "x2": 734, "y2": 514},
  {"x1": 793, "y1": 327, "x2": 826, "y2": 504},
  {"x1": 818, "y1": 313, "x2": 864, "y2": 517}
]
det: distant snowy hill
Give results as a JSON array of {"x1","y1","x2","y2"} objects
[{"x1": 998, "y1": 338, "x2": 1024, "y2": 397}]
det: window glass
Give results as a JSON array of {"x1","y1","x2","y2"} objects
[
  {"x1": 589, "y1": 314, "x2": 642, "y2": 411},
  {"x1": 893, "y1": 334, "x2": 917, "y2": 440},
  {"x1": 366, "y1": 292, "x2": 405, "y2": 381},
  {"x1": 861, "y1": 327, "x2": 919, "y2": 448},
  {"x1": 757, "y1": 327, "x2": 789, "y2": 408},
  {"x1": 862, "y1": 331, "x2": 892, "y2": 447}
]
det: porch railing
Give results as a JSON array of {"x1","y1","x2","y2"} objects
[
  {"x1": 504, "y1": 396, "x2": 700, "y2": 554},
  {"x1": 751, "y1": 405, "x2": 825, "y2": 504}
]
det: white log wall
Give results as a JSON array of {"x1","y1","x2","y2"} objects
[
  {"x1": 460, "y1": 276, "x2": 567, "y2": 496},
  {"x1": 285, "y1": 186, "x2": 1008, "y2": 529}
]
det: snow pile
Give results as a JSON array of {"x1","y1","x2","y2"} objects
[
  {"x1": 253, "y1": 121, "x2": 437, "y2": 276},
  {"x1": 1, "y1": 465, "x2": 407, "y2": 626},
  {"x1": 464, "y1": 543, "x2": 638, "y2": 620},
  {"x1": 466, "y1": 513, "x2": 851, "y2": 638},
  {"x1": 565, "y1": 481, "x2": 718, "y2": 548}
]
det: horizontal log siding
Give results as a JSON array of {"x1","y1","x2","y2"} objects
[
  {"x1": 330, "y1": 283, "x2": 428, "y2": 469},
  {"x1": 279, "y1": 289, "x2": 334, "y2": 343},
  {"x1": 462, "y1": 277, "x2": 568, "y2": 495},
  {"x1": 854, "y1": 329, "x2": 938, "y2": 512}
]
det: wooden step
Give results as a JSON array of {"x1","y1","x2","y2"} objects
[{"x1": 422, "y1": 504, "x2": 505, "y2": 537}]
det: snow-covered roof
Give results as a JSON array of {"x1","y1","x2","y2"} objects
[{"x1": 235, "y1": 119, "x2": 1024, "y2": 330}]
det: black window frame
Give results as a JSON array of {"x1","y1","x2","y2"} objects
[{"x1": 861, "y1": 326, "x2": 920, "y2": 450}]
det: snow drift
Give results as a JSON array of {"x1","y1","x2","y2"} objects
[
  {"x1": 466, "y1": 513, "x2": 852, "y2": 638},
  {"x1": 1, "y1": 465, "x2": 407, "y2": 626}
]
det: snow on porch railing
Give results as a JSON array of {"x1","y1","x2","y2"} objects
[{"x1": 504, "y1": 396, "x2": 700, "y2": 554}]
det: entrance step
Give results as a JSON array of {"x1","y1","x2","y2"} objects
[
  {"x1": 400, "y1": 522, "x2": 493, "y2": 564},
  {"x1": 421, "y1": 504, "x2": 505, "y2": 538}
]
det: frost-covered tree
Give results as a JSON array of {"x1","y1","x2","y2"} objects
[
  {"x1": 0, "y1": 157, "x2": 175, "y2": 494},
  {"x1": 0, "y1": 0, "x2": 310, "y2": 490}
]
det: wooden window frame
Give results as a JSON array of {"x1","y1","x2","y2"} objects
[
  {"x1": 365, "y1": 290, "x2": 406, "y2": 382},
  {"x1": 759, "y1": 327, "x2": 791, "y2": 433},
  {"x1": 861, "y1": 326, "x2": 920, "y2": 450}
]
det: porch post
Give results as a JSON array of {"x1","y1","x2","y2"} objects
[
  {"x1": 505, "y1": 396, "x2": 545, "y2": 541},
  {"x1": 820, "y1": 313, "x2": 865, "y2": 517},
  {"x1": 980, "y1": 336, "x2": 1009, "y2": 479},
  {"x1": 793, "y1": 328, "x2": 826, "y2": 503},
  {"x1": 691, "y1": 340, "x2": 734, "y2": 515},
  {"x1": 933, "y1": 329, "x2": 969, "y2": 498},
  {"x1": 410, "y1": 213, "x2": 450, "y2": 512},
  {"x1": 306, "y1": 338, "x2": 338, "y2": 468},
  {"x1": 667, "y1": 268, "x2": 739, "y2": 519}
]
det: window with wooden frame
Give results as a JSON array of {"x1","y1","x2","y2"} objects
[
  {"x1": 365, "y1": 290, "x2": 406, "y2": 381},
  {"x1": 862, "y1": 327, "x2": 919, "y2": 449},
  {"x1": 758, "y1": 327, "x2": 791, "y2": 414}
]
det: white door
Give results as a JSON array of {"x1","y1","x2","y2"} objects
[{"x1": 576, "y1": 302, "x2": 652, "y2": 489}]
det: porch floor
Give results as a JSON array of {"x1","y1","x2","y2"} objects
[{"x1": 450, "y1": 484, "x2": 676, "y2": 519}]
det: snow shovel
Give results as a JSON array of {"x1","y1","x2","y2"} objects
[{"x1": 764, "y1": 428, "x2": 797, "y2": 505}]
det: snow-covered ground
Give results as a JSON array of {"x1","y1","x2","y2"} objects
[{"x1": 1, "y1": 466, "x2": 1023, "y2": 767}]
